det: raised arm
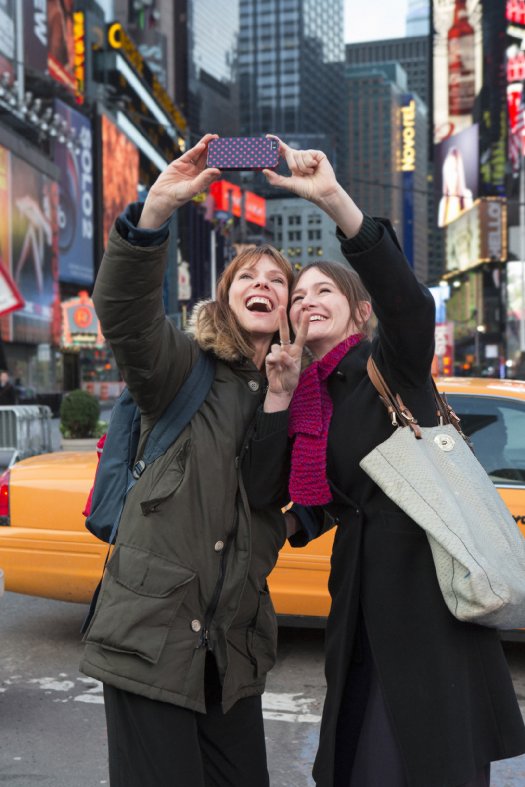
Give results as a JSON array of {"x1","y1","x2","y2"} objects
[
  {"x1": 93, "y1": 136, "x2": 222, "y2": 419},
  {"x1": 263, "y1": 137, "x2": 435, "y2": 386}
]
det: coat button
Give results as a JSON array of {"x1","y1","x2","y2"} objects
[
  {"x1": 248, "y1": 380, "x2": 260, "y2": 391},
  {"x1": 191, "y1": 619, "x2": 202, "y2": 632},
  {"x1": 214, "y1": 540, "x2": 224, "y2": 552}
]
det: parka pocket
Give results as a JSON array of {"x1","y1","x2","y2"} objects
[
  {"x1": 247, "y1": 588, "x2": 278, "y2": 678},
  {"x1": 83, "y1": 543, "x2": 196, "y2": 664},
  {"x1": 140, "y1": 439, "x2": 190, "y2": 515}
]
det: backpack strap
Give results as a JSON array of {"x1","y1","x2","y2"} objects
[{"x1": 131, "y1": 349, "x2": 216, "y2": 479}]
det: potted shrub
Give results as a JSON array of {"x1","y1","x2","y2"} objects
[{"x1": 60, "y1": 389, "x2": 102, "y2": 451}]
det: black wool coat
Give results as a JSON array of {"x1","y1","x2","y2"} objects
[{"x1": 243, "y1": 220, "x2": 525, "y2": 787}]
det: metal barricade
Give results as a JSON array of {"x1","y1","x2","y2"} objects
[{"x1": 0, "y1": 405, "x2": 53, "y2": 469}]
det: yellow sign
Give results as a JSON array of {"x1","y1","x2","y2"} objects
[
  {"x1": 399, "y1": 100, "x2": 416, "y2": 172},
  {"x1": 73, "y1": 12, "x2": 85, "y2": 105}
]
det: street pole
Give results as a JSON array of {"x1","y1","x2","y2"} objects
[{"x1": 210, "y1": 227, "x2": 217, "y2": 300}]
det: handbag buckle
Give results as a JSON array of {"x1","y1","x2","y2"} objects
[{"x1": 434, "y1": 433, "x2": 455, "y2": 452}]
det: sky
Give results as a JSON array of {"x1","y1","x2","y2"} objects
[{"x1": 344, "y1": 0, "x2": 409, "y2": 43}]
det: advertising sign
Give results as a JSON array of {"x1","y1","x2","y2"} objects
[
  {"x1": 398, "y1": 95, "x2": 416, "y2": 267},
  {"x1": 61, "y1": 291, "x2": 104, "y2": 349},
  {"x1": 47, "y1": 0, "x2": 76, "y2": 92},
  {"x1": 445, "y1": 198, "x2": 507, "y2": 273},
  {"x1": 104, "y1": 22, "x2": 187, "y2": 135},
  {"x1": 101, "y1": 114, "x2": 139, "y2": 247},
  {"x1": 23, "y1": 0, "x2": 48, "y2": 73},
  {"x1": 506, "y1": 260, "x2": 525, "y2": 358},
  {"x1": 0, "y1": 146, "x2": 24, "y2": 330},
  {"x1": 434, "y1": 322, "x2": 455, "y2": 376},
  {"x1": 506, "y1": 1, "x2": 525, "y2": 173},
  {"x1": 209, "y1": 181, "x2": 266, "y2": 228},
  {"x1": 0, "y1": 0, "x2": 15, "y2": 81},
  {"x1": 478, "y1": 4, "x2": 507, "y2": 196},
  {"x1": 73, "y1": 11, "x2": 85, "y2": 104},
  {"x1": 433, "y1": 0, "x2": 483, "y2": 143},
  {"x1": 435, "y1": 124, "x2": 479, "y2": 227},
  {"x1": 53, "y1": 99, "x2": 93, "y2": 285},
  {"x1": 9, "y1": 153, "x2": 59, "y2": 344}
]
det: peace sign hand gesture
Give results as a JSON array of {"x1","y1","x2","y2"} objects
[{"x1": 263, "y1": 307, "x2": 309, "y2": 412}]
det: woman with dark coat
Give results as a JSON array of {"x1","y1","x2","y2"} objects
[
  {"x1": 81, "y1": 134, "x2": 309, "y2": 787},
  {"x1": 243, "y1": 138, "x2": 525, "y2": 787}
]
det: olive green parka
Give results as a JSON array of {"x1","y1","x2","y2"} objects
[{"x1": 80, "y1": 227, "x2": 287, "y2": 713}]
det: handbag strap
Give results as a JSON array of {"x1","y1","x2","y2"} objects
[{"x1": 366, "y1": 356, "x2": 467, "y2": 441}]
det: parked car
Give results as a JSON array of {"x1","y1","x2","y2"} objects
[{"x1": 0, "y1": 378, "x2": 524, "y2": 631}]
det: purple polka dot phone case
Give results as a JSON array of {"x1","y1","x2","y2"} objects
[{"x1": 207, "y1": 137, "x2": 279, "y2": 171}]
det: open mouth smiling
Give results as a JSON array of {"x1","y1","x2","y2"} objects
[{"x1": 245, "y1": 296, "x2": 273, "y2": 313}]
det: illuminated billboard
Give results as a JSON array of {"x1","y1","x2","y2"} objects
[
  {"x1": 478, "y1": 3, "x2": 506, "y2": 196},
  {"x1": 47, "y1": 0, "x2": 76, "y2": 92},
  {"x1": 9, "y1": 153, "x2": 59, "y2": 344},
  {"x1": 101, "y1": 114, "x2": 139, "y2": 247},
  {"x1": 435, "y1": 124, "x2": 479, "y2": 227},
  {"x1": 53, "y1": 99, "x2": 93, "y2": 285},
  {"x1": 433, "y1": 0, "x2": 483, "y2": 144},
  {"x1": 445, "y1": 198, "x2": 507, "y2": 273},
  {"x1": 506, "y1": 0, "x2": 525, "y2": 173},
  {"x1": 209, "y1": 181, "x2": 266, "y2": 227},
  {"x1": 0, "y1": 0, "x2": 16, "y2": 81}
]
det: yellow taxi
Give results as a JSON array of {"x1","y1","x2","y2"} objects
[{"x1": 0, "y1": 377, "x2": 524, "y2": 629}]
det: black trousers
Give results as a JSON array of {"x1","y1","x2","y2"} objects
[{"x1": 103, "y1": 654, "x2": 269, "y2": 787}]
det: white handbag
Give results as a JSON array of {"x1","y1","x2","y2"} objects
[{"x1": 360, "y1": 357, "x2": 525, "y2": 629}]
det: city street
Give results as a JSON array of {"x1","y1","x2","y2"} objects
[{"x1": 1, "y1": 590, "x2": 524, "y2": 786}]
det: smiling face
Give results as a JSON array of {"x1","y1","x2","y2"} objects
[
  {"x1": 290, "y1": 266, "x2": 368, "y2": 359},
  {"x1": 228, "y1": 255, "x2": 290, "y2": 339}
]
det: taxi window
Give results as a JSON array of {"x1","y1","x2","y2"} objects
[{"x1": 446, "y1": 394, "x2": 525, "y2": 486}]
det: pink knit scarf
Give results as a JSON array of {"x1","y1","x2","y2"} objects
[{"x1": 288, "y1": 334, "x2": 364, "y2": 505}]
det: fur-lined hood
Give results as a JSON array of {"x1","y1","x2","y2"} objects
[{"x1": 186, "y1": 299, "x2": 244, "y2": 363}]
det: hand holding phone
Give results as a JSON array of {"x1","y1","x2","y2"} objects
[{"x1": 207, "y1": 137, "x2": 279, "y2": 171}]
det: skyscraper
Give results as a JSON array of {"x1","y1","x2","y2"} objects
[
  {"x1": 238, "y1": 0, "x2": 346, "y2": 182},
  {"x1": 346, "y1": 36, "x2": 430, "y2": 107},
  {"x1": 406, "y1": 0, "x2": 430, "y2": 37},
  {"x1": 346, "y1": 62, "x2": 429, "y2": 283}
]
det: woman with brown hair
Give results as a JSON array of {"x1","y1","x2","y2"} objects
[
  {"x1": 80, "y1": 134, "x2": 308, "y2": 787},
  {"x1": 244, "y1": 136, "x2": 525, "y2": 786}
]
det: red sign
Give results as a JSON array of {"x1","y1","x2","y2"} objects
[
  {"x1": 507, "y1": 0, "x2": 525, "y2": 25},
  {"x1": 61, "y1": 291, "x2": 104, "y2": 348},
  {"x1": 209, "y1": 181, "x2": 266, "y2": 227}
]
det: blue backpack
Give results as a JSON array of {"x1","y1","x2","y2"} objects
[{"x1": 85, "y1": 349, "x2": 216, "y2": 545}]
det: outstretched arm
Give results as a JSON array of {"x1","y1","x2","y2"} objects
[
  {"x1": 262, "y1": 135, "x2": 364, "y2": 239},
  {"x1": 139, "y1": 134, "x2": 221, "y2": 228}
]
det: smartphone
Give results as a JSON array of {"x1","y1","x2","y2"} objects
[{"x1": 207, "y1": 137, "x2": 279, "y2": 171}]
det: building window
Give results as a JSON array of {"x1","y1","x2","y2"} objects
[
  {"x1": 288, "y1": 215, "x2": 301, "y2": 225},
  {"x1": 308, "y1": 229, "x2": 321, "y2": 240}
]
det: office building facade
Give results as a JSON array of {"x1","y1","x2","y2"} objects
[
  {"x1": 346, "y1": 62, "x2": 429, "y2": 283},
  {"x1": 238, "y1": 0, "x2": 346, "y2": 183}
]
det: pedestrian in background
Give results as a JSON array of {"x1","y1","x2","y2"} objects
[
  {"x1": 243, "y1": 137, "x2": 525, "y2": 787},
  {"x1": 80, "y1": 133, "x2": 308, "y2": 787},
  {"x1": 0, "y1": 370, "x2": 18, "y2": 405}
]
